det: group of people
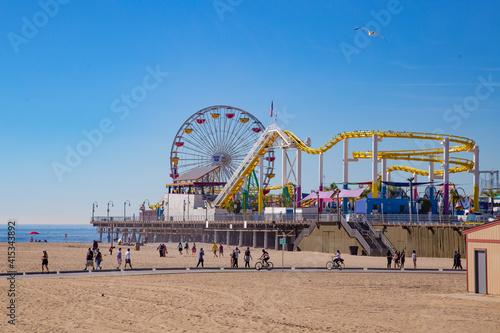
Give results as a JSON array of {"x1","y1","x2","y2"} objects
[
  {"x1": 157, "y1": 244, "x2": 168, "y2": 257},
  {"x1": 387, "y1": 249, "x2": 416, "y2": 269},
  {"x1": 178, "y1": 241, "x2": 197, "y2": 255},
  {"x1": 211, "y1": 243, "x2": 224, "y2": 257},
  {"x1": 84, "y1": 247, "x2": 104, "y2": 270},
  {"x1": 452, "y1": 250, "x2": 463, "y2": 269}
]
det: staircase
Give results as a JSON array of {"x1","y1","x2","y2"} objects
[{"x1": 346, "y1": 215, "x2": 395, "y2": 256}]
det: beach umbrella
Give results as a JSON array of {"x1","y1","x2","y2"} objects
[{"x1": 28, "y1": 231, "x2": 39, "y2": 234}]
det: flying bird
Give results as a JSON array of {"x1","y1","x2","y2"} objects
[{"x1": 354, "y1": 27, "x2": 387, "y2": 42}]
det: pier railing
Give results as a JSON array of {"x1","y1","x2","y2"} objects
[{"x1": 92, "y1": 212, "x2": 491, "y2": 227}]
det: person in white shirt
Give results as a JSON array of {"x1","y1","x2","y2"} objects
[
  {"x1": 334, "y1": 250, "x2": 341, "y2": 265},
  {"x1": 124, "y1": 248, "x2": 132, "y2": 269}
]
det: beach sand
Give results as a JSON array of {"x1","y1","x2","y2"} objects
[{"x1": 2, "y1": 242, "x2": 499, "y2": 332}]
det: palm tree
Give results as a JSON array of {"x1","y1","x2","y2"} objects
[
  {"x1": 449, "y1": 190, "x2": 462, "y2": 216},
  {"x1": 327, "y1": 182, "x2": 338, "y2": 190},
  {"x1": 482, "y1": 189, "x2": 500, "y2": 215}
]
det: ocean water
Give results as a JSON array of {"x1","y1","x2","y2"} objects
[{"x1": 2, "y1": 224, "x2": 98, "y2": 243}]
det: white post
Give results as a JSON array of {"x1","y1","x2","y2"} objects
[
  {"x1": 442, "y1": 137, "x2": 450, "y2": 215},
  {"x1": 258, "y1": 155, "x2": 264, "y2": 212},
  {"x1": 381, "y1": 157, "x2": 387, "y2": 198}
]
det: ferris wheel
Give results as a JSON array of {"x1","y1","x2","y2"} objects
[{"x1": 170, "y1": 105, "x2": 276, "y2": 188}]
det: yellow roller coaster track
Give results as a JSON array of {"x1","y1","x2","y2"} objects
[{"x1": 284, "y1": 130, "x2": 475, "y2": 176}]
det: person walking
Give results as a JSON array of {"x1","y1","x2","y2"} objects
[
  {"x1": 178, "y1": 242, "x2": 183, "y2": 255},
  {"x1": 85, "y1": 247, "x2": 94, "y2": 270},
  {"x1": 386, "y1": 250, "x2": 392, "y2": 268},
  {"x1": 219, "y1": 243, "x2": 224, "y2": 257},
  {"x1": 95, "y1": 248, "x2": 103, "y2": 270},
  {"x1": 400, "y1": 250, "x2": 406, "y2": 269},
  {"x1": 244, "y1": 247, "x2": 252, "y2": 268},
  {"x1": 157, "y1": 244, "x2": 163, "y2": 257},
  {"x1": 124, "y1": 248, "x2": 132, "y2": 269},
  {"x1": 393, "y1": 251, "x2": 400, "y2": 269},
  {"x1": 185, "y1": 241, "x2": 190, "y2": 254},
  {"x1": 196, "y1": 248, "x2": 205, "y2": 268},
  {"x1": 412, "y1": 250, "x2": 417, "y2": 269},
  {"x1": 116, "y1": 248, "x2": 122, "y2": 269},
  {"x1": 232, "y1": 247, "x2": 241, "y2": 268},
  {"x1": 41, "y1": 250, "x2": 49, "y2": 273},
  {"x1": 192, "y1": 242, "x2": 196, "y2": 255},
  {"x1": 212, "y1": 243, "x2": 218, "y2": 257}
]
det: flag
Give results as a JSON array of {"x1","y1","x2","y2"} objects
[
  {"x1": 274, "y1": 106, "x2": 277, "y2": 121},
  {"x1": 270, "y1": 101, "x2": 273, "y2": 117}
]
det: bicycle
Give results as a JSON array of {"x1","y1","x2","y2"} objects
[
  {"x1": 255, "y1": 258, "x2": 274, "y2": 271},
  {"x1": 326, "y1": 256, "x2": 345, "y2": 270}
]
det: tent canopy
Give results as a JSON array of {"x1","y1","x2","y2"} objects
[{"x1": 300, "y1": 186, "x2": 367, "y2": 202}]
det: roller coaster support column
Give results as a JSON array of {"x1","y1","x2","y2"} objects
[
  {"x1": 296, "y1": 149, "x2": 302, "y2": 207},
  {"x1": 413, "y1": 174, "x2": 418, "y2": 199},
  {"x1": 372, "y1": 134, "x2": 379, "y2": 198},
  {"x1": 473, "y1": 146, "x2": 480, "y2": 213},
  {"x1": 282, "y1": 148, "x2": 288, "y2": 205},
  {"x1": 343, "y1": 139, "x2": 349, "y2": 213},
  {"x1": 428, "y1": 162, "x2": 435, "y2": 200},
  {"x1": 258, "y1": 155, "x2": 264, "y2": 212},
  {"x1": 442, "y1": 137, "x2": 450, "y2": 215},
  {"x1": 381, "y1": 158, "x2": 387, "y2": 198},
  {"x1": 318, "y1": 152, "x2": 324, "y2": 213}
]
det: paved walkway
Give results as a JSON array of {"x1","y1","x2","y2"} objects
[{"x1": 3, "y1": 267, "x2": 466, "y2": 279}]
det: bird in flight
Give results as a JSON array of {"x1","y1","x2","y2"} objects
[{"x1": 354, "y1": 27, "x2": 387, "y2": 42}]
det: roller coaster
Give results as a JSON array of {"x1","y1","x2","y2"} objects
[{"x1": 212, "y1": 125, "x2": 479, "y2": 214}]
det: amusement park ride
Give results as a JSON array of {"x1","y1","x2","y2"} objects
[{"x1": 163, "y1": 105, "x2": 483, "y2": 219}]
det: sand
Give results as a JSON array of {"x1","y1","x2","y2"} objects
[{"x1": 2, "y1": 242, "x2": 499, "y2": 332}]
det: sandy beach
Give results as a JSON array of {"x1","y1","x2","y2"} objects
[{"x1": 2, "y1": 242, "x2": 499, "y2": 332}]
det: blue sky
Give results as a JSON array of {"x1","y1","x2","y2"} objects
[{"x1": 1, "y1": 0, "x2": 499, "y2": 224}]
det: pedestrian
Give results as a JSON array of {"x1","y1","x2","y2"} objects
[
  {"x1": 95, "y1": 248, "x2": 103, "y2": 270},
  {"x1": 185, "y1": 241, "x2": 190, "y2": 254},
  {"x1": 84, "y1": 247, "x2": 94, "y2": 270},
  {"x1": 125, "y1": 248, "x2": 132, "y2": 269},
  {"x1": 212, "y1": 243, "x2": 218, "y2": 257},
  {"x1": 157, "y1": 243, "x2": 163, "y2": 257},
  {"x1": 232, "y1": 247, "x2": 241, "y2": 268},
  {"x1": 41, "y1": 250, "x2": 49, "y2": 273},
  {"x1": 456, "y1": 251, "x2": 463, "y2": 269},
  {"x1": 219, "y1": 243, "x2": 224, "y2": 257},
  {"x1": 393, "y1": 251, "x2": 400, "y2": 269},
  {"x1": 244, "y1": 247, "x2": 252, "y2": 268},
  {"x1": 192, "y1": 242, "x2": 196, "y2": 255},
  {"x1": 412, "y1": 250, "x2": 417, "y2": 269},
  {"x1": 92, "y1": 240, "x2": 98, "y2": 253},
  {"x1": 400, "y1": 250, "x2": 406, "y2": 269},
  {"x1": 109, "y1": 245, "x2": 115, "y2": 256},
  {"x1": 116, "y1": 248, "x2": 122, "y2": 269},
  {"x1": 196, "y1": 248, "x2": 205, "y2": 268},
  {"x1": 178, "y1": 242, "x2": 183, "y2": 255},
  {"x1": 386, "y1": 250, "x2": 392, "y2": 268}
]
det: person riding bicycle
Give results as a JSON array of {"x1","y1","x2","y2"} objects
[
  {"x1": 333, "y1": 250, "x2": 342, "y2": 265},
  {"x1": 260, "y1": 249, "x2": 270, "y2": 265}
]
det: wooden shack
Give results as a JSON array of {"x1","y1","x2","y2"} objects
[{"x1": 463, "y1": 220, "x2": 500, "y2": 295}]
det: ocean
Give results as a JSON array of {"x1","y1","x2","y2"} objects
[{"x1": 2, "y1": 224, "x2": 98, "y2": 243}]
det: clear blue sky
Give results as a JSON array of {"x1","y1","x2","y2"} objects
[{"x1": 1, "y1": 0, "x2": 499, "y2": 224}]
